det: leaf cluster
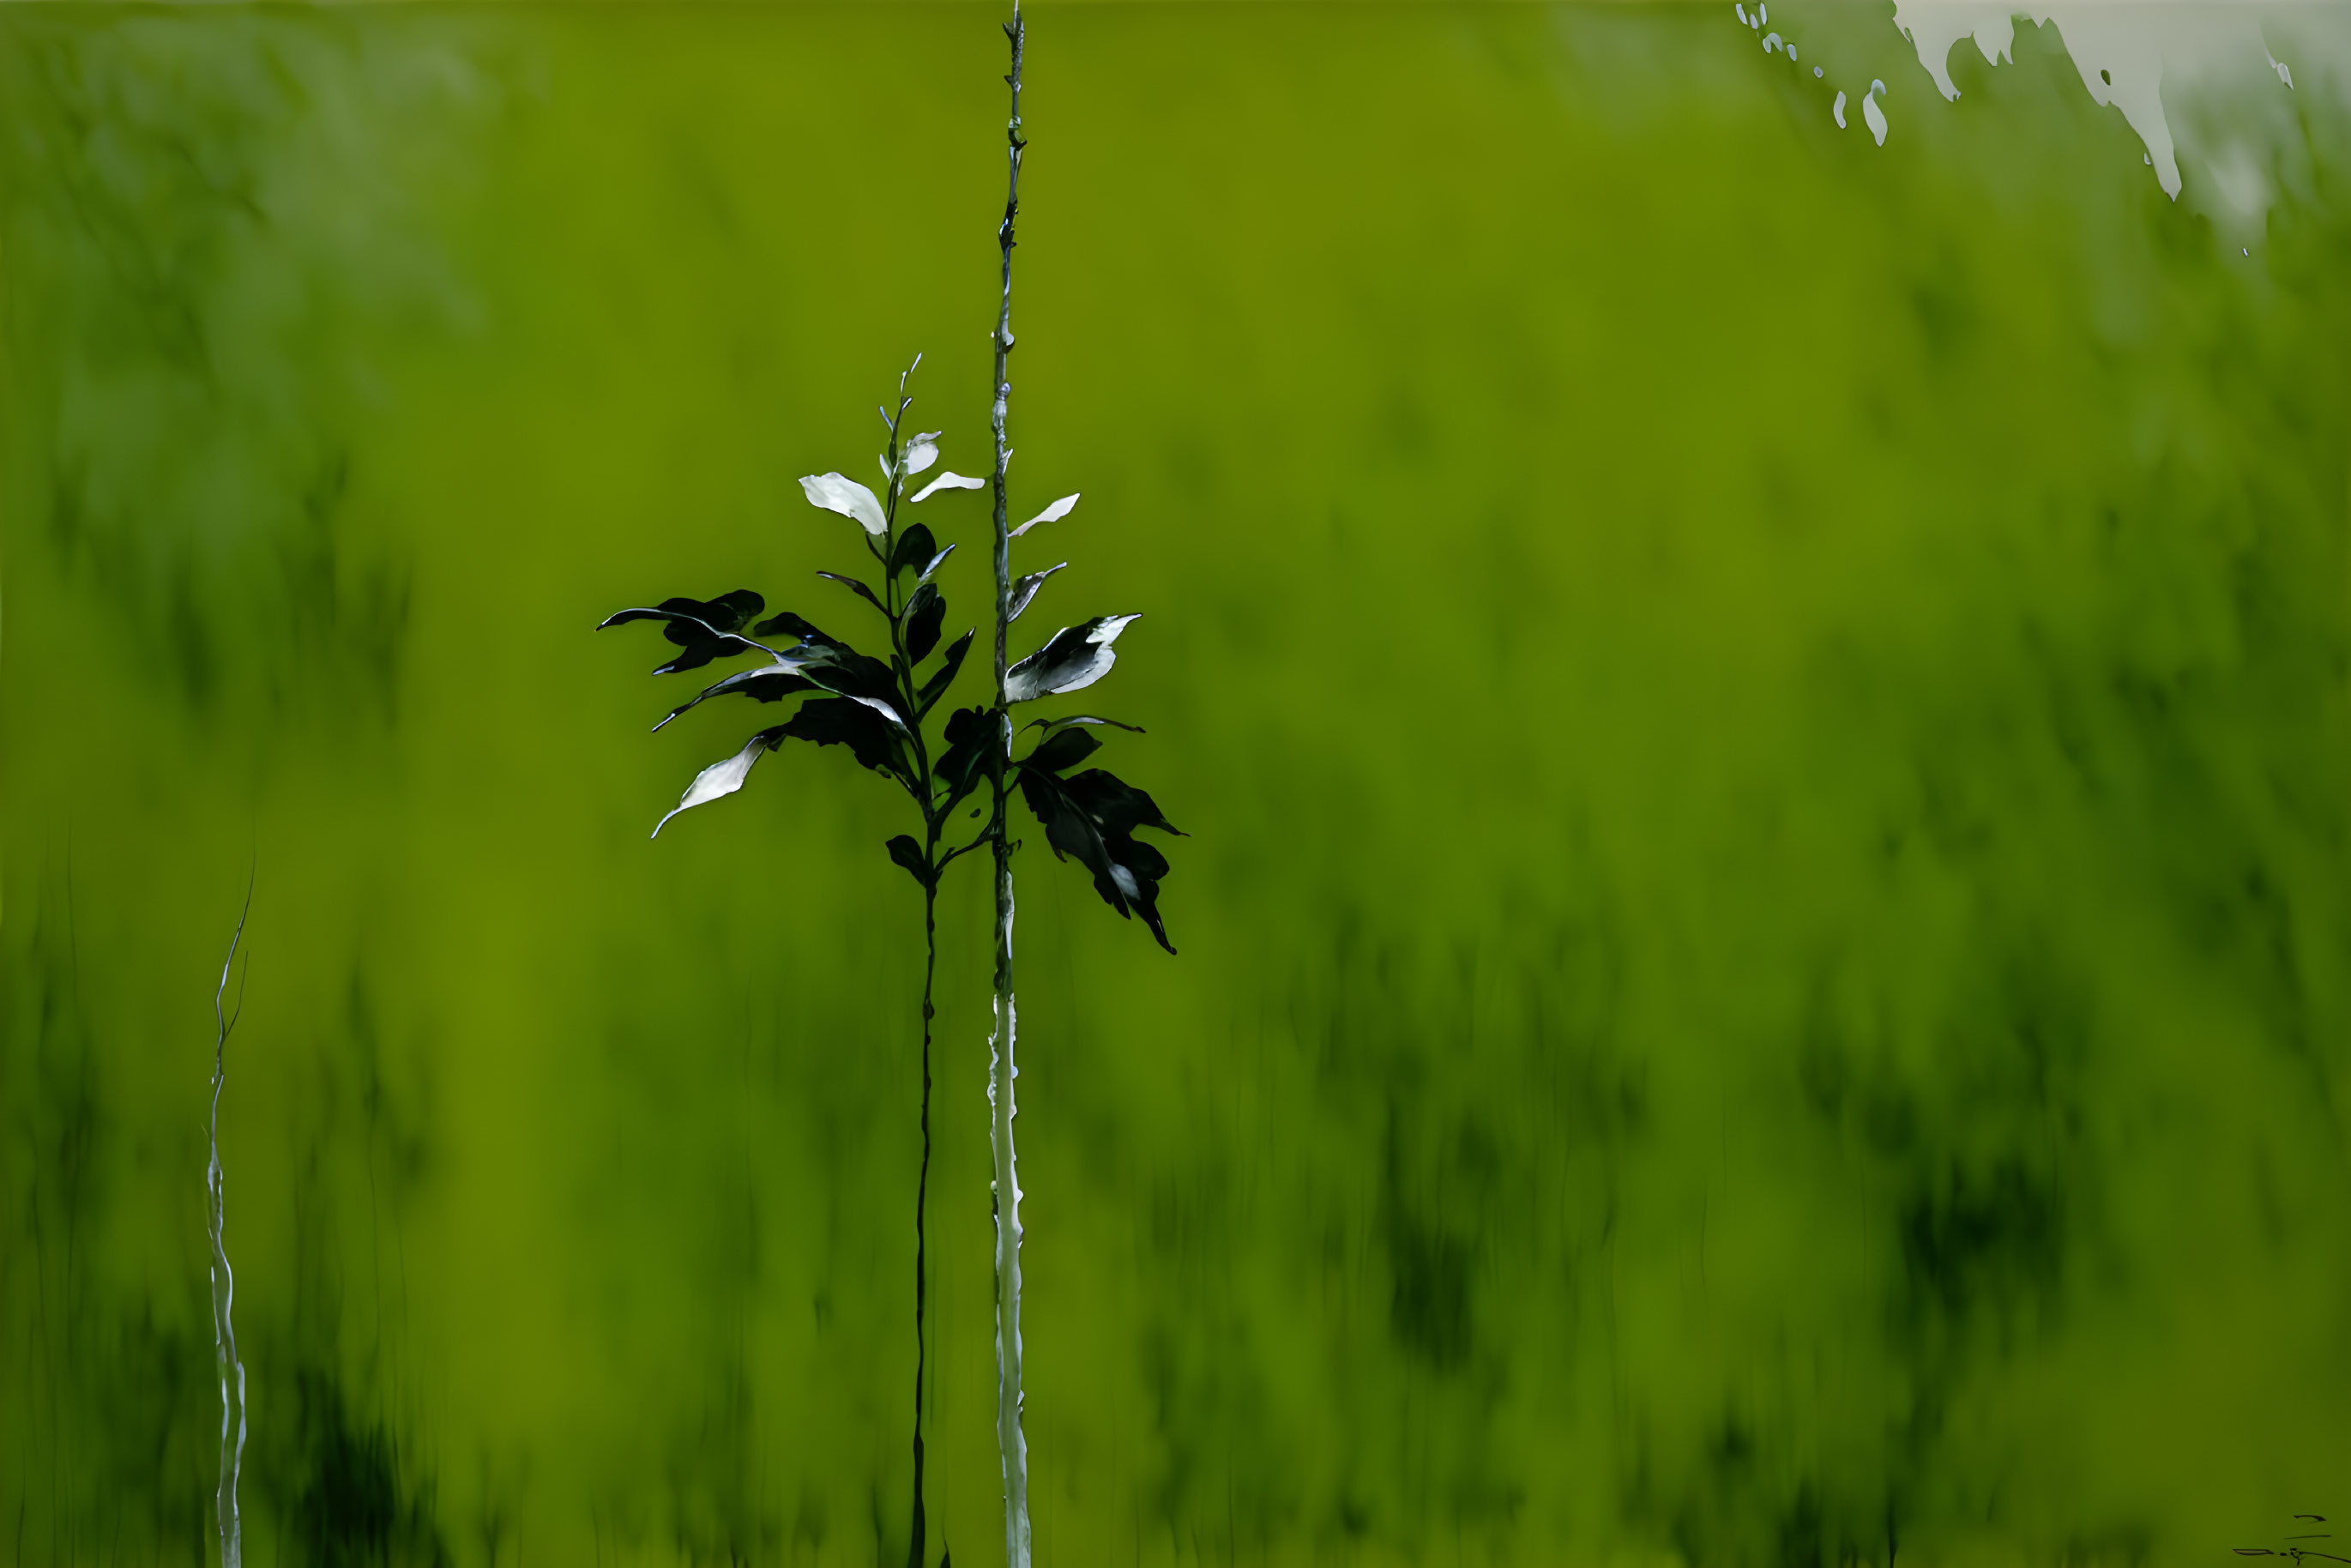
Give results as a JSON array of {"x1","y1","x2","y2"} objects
[
  {"x1": 598, "y1": 362, "x2": 986, "y2": 882},
  {"x1": 990, "y1": 496, "x2": 1182, "y2": 954},
  {"x1": 1013, "y1": 717, "x2": 1182, "y2": 953},
  {"x1": 598, "y1": 359, "x2": 1184, "y2": 950}
]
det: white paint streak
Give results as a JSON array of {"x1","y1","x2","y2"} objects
[
  {"x1": 1889, "y1": 0, "x2": 2336, "y2": 208},
  {"x1": 207, "y1": 900, "x2": 251, "y2": 1568}
]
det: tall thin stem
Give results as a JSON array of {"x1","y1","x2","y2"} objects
[
  {"x1": 986, "y1": 8, "x2": 1034, "y2": 1567},
  {"x1": 877, "y1": 382, "x2": 944, "y2": 1568},
  {"x1": 207, "y1": 884, "x2": 252, "y2": 1568},
  {"x1": 909, "y1": 876, "x2": 937, "y2": 1568}
]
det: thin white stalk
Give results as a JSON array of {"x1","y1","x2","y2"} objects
[
  {"x1": 986, "y1": 882, "x2": 1028, "y2": 1568},
  {"x1": 986, "y1": 6, "x2": 1034, "y2": 1566},
  {"x1": 206, "y1": 890, "x2": 251, "y2": 1568}
]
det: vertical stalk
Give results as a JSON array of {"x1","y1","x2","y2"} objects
[
  {"x1": 877, "y1": 397, "x2": 943, "y2": 1568},
  {"x1": 908, "y1": 877, "x2": 936, "y2": 1568},
  {"x1": 206, "y1": 890, "x2": 252, "y2": 1568},
  {"x1": 986, "y1": 7, "x2": 1034, "y2": 1567}
]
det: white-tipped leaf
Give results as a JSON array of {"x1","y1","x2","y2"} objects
[
  {"x1": 904, "y1": 431, "x2": 941, "y2": 475},
  {"x1": 1010, "y1": 492, "x2": 1079, "y2": 539},
  {"x1": 912, "y1": 471, "x2": 986, "y2": 504},
  {"x1": 649, "y1": 660, "x2": 815, "y2": 732},
  {"x1": 844, "y1": 692, "x2": 910, "y2": 730},
  {"x1": 653, "y1": 733, "x2": 776, "y2": 838},
  {"x1": 1008, "y1": 563, "x2": 1066, "y2": 623},
  {"x1": 800, "y1": 473, "x2": 888, "y2": 536},
  {"x1": 1023, "y1": 714, "x2": 1145, "y2": 735},
  {"x1": 914, "y1": 544, "x2": 957, "y2": 589},
  {"x1": 1004, "y1": 614, "x2": 1139, "y2": 703}
]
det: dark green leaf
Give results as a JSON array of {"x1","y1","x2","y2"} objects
[
  {"x1": 943, "y1": 705, "x2": 988, "y2": 746},
  {"x1": 1015, "y1": 763, "x2": 1179, "y2": 953},
  {"x1": 1120, "y1": 837, "x2": 1171, "y2": 882},
  {"x1": 708, "y1": 589, "x2": 767, "y2": 631},
  {"x1": 604, "y1": 588, "x2": 760, "y2": 636},
  {"x1": 889, "y1": 523, "x2": 937, "y2": 580},
  {"x1": 777, "y1": 630, "x2": 904, "y2": 726},
  {"x1": 918, "y1": 630, "x2": 974, "y2": 717},
  {"x1": 751, "y1": 608, "x2": 832, "y2": 642},
  {"x1": 1024, "y1": 727, "x2": 1100, "y2": 775},
  {"x1": 915, "y1": 545, "x2": 956, "y2": 588},
  {"x1": 777, "y1": 697, "x2": 906, "y2": 781},
  {"x1": 903, "y1": 582, "x2": 945, "y2": 665},
  {"x1": 599, "y1": 591, "x2": 769, "y2": 675},
  {"x1": 932, "y1": 706, "x2": 996, "y2": 814},
  {"x1": 886, "y1": 835, "x2": 935, "y2": 889},
  {"x1": 817, "y1": 572, "x2": 887, "y2": 617},
  {"x1": 1061, "y1": 768, "x2": 1183, "y2": 838},
  {"x1": 651, "y1": 665, "x2": 819, "y2": 732}
]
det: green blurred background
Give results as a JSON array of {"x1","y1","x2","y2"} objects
[{"x1": 3, "y1": 3, "x2": 2348, "y2": 1563}]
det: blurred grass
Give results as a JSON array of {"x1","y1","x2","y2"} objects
[{"x1": 2, "y1": 3, "x2": 2348, "y2": 1565}]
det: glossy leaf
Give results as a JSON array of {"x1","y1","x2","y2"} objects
[
  {"x1": 889, "y1": 524, "x2": 937, "y2": 581},
  {"x1": 912, "y1": 471, "x2": 986, "y2": 504},
  {"x1": 1008, "y1": 563, "x2": 1065, "y2": 623},
  {"x1": 1061, "y1": 767, "x2": 1182, "y2": 839},
  {"x1": 817, "y1": 572, "x2": 887, "y2": 617},
  {"x1": 624, "y1": 588, "x2": 762, "y2": 636},
  {"x1": 918, "y1": 630, "x2": 974, "y2": 717},
  {"x1": 800, "y1": 472, "x2": 888, "y2": 535},
  {"x1": 1004, "y1": 614, "x2": 1139, "y2": 703},
  {"x1": 903, "y1": 431, "x2": 941, "y2": 476},
  {"x1": 743, "y1": 615, "x2": 905, "y2": 728},
  {"x1": 1014, "y1": 762, "x2": 1179, "y2": 953},
  {"x1": 1025, "y1": 715, "x2": 1145, "y2": 736},
  {"x1": 914, "y1": 545, "x2": 956, "y2": 589},
  {"x1": 751, "y1": 608, "x2": 830, "y2": 642},
  {"x1": 599, "y1": 592, "x2": 769, "y2": 676},
  {"x1": 887, "y1": 834, "x2": 935, "y2": 888},
  {"x1": 651, "y1": 664, "x2": 819, "y2": 732},
  {"x1": 1024, "y1": 727, "x2": 1100, "y2": 775},
  {"x1": 779, "y1": 697, "x2": 905, "y2": 781},
  {"x1": 1010, "y1": 492, "x2": 1078, "y2": 539},
  {"x1": 903, "y1": 582, "x2": 945, "y2": 664},
  {"x1": 653, "y1": 728, "x2": 784, "y2": 838},
  {"x1": 794, "y1": 646, "x2": 906, "y2": 729}
]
